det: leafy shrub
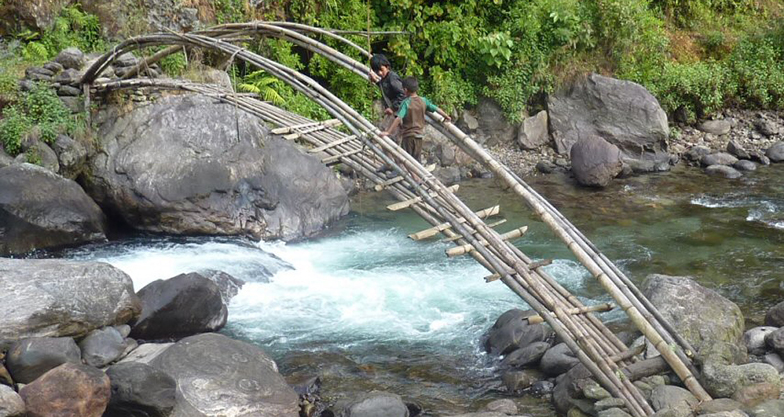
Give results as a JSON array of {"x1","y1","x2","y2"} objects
[
  {"x1": 727, "y1": 33, "x2": 784, "y2": 108},
  {"x1": 238, "y1": 70, "x2": 285, "y2": 105},
  {"x1": 477, "y1": 32, "x2": 514, "y2": 68},
  {"x1": 644, "y1": 61, "x2": 732, "y2": 122},
  {"x1": 16, "y1": 5, "x2": 104, "y2": 63},
  {"x1": 0, "y1": 83, "x2": 76, "y2": 156}
]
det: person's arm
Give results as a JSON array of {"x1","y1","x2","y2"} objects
[
  {"x1": 379, "y1": 116, "x2": 402, "y2": 137},
  {"x1": 424, "y1": 98, "x2": 452, "y2": 123}
]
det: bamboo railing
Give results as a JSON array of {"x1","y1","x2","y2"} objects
[{"x1": 80, "y1": 23, "x2": 712, "y2": 414}]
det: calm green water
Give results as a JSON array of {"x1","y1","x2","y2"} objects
[{"x1": 63, "y1": 163, "x2": 784, "y2": 416}]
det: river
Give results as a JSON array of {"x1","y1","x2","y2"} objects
[{"x1": 54, "y1": 163, "x2": 784, "y2": 416}]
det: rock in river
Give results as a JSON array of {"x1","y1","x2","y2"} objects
[
  {"x1": 0, "y1": 258, "x2": 141, "y2": 340},
  {"x1": 150, "y1": 332, "x2": 299, "y2": 417},
  {"x1": 85, "y1": 94, "x2": 350, "y2": 241},
  {"x1": 0, "y1": 163, "x2": 106, "y2": 255},
  {"x1": 6, "y1": 337, "x2": 82, "y2": 384},
  {"x1": 20, "y1": 362, "x2": 111, "y2": 417}
]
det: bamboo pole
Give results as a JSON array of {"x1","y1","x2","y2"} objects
[
  {"x1": 410, "y1": 205, "x2": 500, "y2": 240},
  {"x1": 446, "y1": 226, "x2": 528, "y2": 257}
]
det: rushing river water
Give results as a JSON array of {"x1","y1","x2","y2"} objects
[{"x1": 55, "y1": 164, "x2": 784, "y2": 416}]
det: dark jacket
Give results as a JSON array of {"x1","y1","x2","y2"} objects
[{"x1": 377, "y1": 70, "x2": 406, "y2": 111}]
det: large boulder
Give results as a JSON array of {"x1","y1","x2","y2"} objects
[
  {"x1": 19, "y1": 363, "x2": 111, "y2": 417},
  {"x1": 570, "y1": 135, "x2": 623, "y2": 187},
  {"x1": 105, "y1": 362, "x2": 176, "y2": 417},
  {"x1": 553, "y1": 363, "x2": 593, "y2": 414},
  {"x1": 475, "y1": 98, "x2": 516, "y2": 146},
  {"x1": 0, "y1": 163, "x2": 107, "y2": 255},
  {"x1": 6, "y1": 337, "x2": 82, "y2": 384},
  {"x1": 650, "y1": 385, "x2": 698, "y2": 417},
  {"x1": 52, "y1": 134, "x2": 88, "y2": 179},
  {"x1": 86, "y1": 94, "x2": 349, "y2": 241},
  {"x1": 540, "y1": 342, "x2": 580, "y2": 376},
  {"x1": 766, "y1": 142, "x2": 784, "y2": 162},
  {"x1": 548, "y1": 73, "x2": 669, "y2": 158},
  {"x1": 0, "y1": 258, "x2": 141, "y2": 340},
  {"x1": 765, "y1": 301, "x2": 784, "y2": 327},
  {"x1": 149, "y1": 333, "x2": 299, "y2": 417},
  {"x1": 130, "y1": 272, "x2": 227, "y2": 341},
  {"x1": 0, "y1": 385, "x2": 25, "y2": 417},
  {"x1": 641, "y1": 274, "x2": 744, "y2": 354}
]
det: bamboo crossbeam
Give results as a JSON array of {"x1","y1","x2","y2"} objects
[
  {"x1": 374, "y1": 164, "x2": 436, "y2": 191},
  {"x1": 387, "y1": 184, "x2": 459, "y2": 211},
  {"x1": 321, "y1": 148, "x2": 362, "y2": 164},
  {"x1": 409, "y1": 205, "x2": 500, "y2": 240},
  {"x1": 441, "y1": 219, "x2": 507, "y2": 242},
  {"x1": 271, "y1": 118, "x2": 341, "y2": 134},
  {"x1": 446, "y1": 226, "x2": 528, "y2": 257},
  {"x1": 308, "y1": 135, "x2": 357, "y2": 152}
]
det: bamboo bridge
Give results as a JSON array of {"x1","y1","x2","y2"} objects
[{"x1": 80, "y1": 22, "x2": 711, "y2": 416}]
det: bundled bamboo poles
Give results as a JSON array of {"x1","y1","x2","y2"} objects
[{"x1": 78, "y1": 27, "x2": 715, "y2": 414}]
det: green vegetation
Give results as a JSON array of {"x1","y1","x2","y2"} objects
[
  {"x1": 0, "y1": 83, "x2": 79, "y2": 156},
  {"x1": 1, "y1": 0, "x2": 781, "y2": 128}
]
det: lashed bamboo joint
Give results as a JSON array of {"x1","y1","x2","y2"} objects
[{"x1": 82, "y1": 22, "x2": 712, "y2": 415}]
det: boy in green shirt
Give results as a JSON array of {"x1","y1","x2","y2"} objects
[{"x1": 380, "y1": 76, "x2": 451, "y2": 162}]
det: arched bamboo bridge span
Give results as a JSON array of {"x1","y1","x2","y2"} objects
[{"x1": 80, "y1": 22, "x2": 710, "y2": 415}]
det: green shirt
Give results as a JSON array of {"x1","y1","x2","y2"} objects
[{"x1": 396, "y1": 96, "x2": 438, "y2": 119}]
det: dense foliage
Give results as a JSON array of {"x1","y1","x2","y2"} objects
[{"x1": 0, "y1": 0, "x2": 782, "y2": 129}]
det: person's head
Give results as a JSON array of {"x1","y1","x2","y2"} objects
[
  {"x1": 370, "y1": 54, "x2": 391, "y2": 78},
  {"x1": 402, "y1": 76, "x2": 419, "y2": 95}
]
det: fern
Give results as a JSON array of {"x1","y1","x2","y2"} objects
[{"x1": 238, "y1": 70, "x2": 285, "y2": 105}]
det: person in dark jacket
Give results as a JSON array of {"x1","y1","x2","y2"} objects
[{"x1": 369, "y1": 54, "x2": 406, "y2": 144}]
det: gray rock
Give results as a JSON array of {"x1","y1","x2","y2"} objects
[
  {"x1": 199, "y1": 270, "x2": 246, "y2": 305},
  {"x1": 764, "y1": 327, "x2": 784, "y2": 353},
  {"x1": 116, "y1": 343, "x2": 173, "y2": 365},
  {"x1": 700, "y1": 412, "x2": 748, "y2": 417},
  {"x1": 706, "y1": 165, "x2": 742, "y2": 179},
  {"x1": 748, "y1": 400, "x2": 784, "y2": 417},
  {"x1": 598, "y1": 409, "x2": 632, "y2": 417},
  {"x1": 114, "y1": 324, "x2": 132, "y2": 339},
  {"x1": 86, "y1": 94, "x2": 349, "y2": 241},
  {"x1": 6, "y1": 337, "x2": 82, "y2": 384},
  {"x1": 702, "y1": 360, "x2": 780, "y2": 399},
  {"x1": 79, "y1": 327, "x2": 126, "y2": 368},
  {"x1": 744, "y1": 327, "x2": 777, "y2": 355},
  {"x1": 594, "y1": 398, "x2": 625, "y2": 411},
  {"x1": 51, "y1": 134, "x2": 87, "y2": 179},
  {"x1": 500, "y1": 341, "x2": 550, "y2": 369},
  {"x1": 517, "y1": 110, "x2": 549, "y2": 150},
  {"x1": 540, "y1": 342, "x2": 580, "y2": 376},
  {"x1": 130, "y1": 272, "x2": 227, "y2": 341},
  {"x1": 485, "y1": 309, "x2": 552, "y2": 355},
  {"x1": 502, "y1": 369, "x2": 539, "y2": 393},
  {"x1": 748, "y1": 150, "x2": 770, "y2": 166},
  {"x1": 475, "y1": 98, "x2": 516, "y2": 146},
  {"x1": 698, "y1": 120, "x2": 732, "y2": 135},
  {"x1": 55, "y1": 68, "x2": 81, "y2": 86},
  {"x1": 0, "y1": 164, "x2": 106, "y2": 255},
  {"x1": 570, "y1": 135, "x2": 623, "y2": 187},
  {"x1": 0, "y1": 148, "x2": 14, "y2": 168},
  {"x1": 733, "y1": 160, "x2": 757, "y2": 171},
  {"x1": 686, "y1": 146, "x2": 712, "y2": 162},
  {"x1": 641, "y1": 275, "x2": 744, "y2": 355},
  {"x1": 0, "y1": 384, "x2": 25, "y2": 417},
  {"x1": 754, "y1": 118, "x2": 778, "y2": 137},
  {"x1": 18, "y1": 79, "x2": 36, "y2": 91},
  {"x1": 57, "y1": 84, "x2": 81, "y2": 96},
  {"x1": 104, "y1": 362, "x2": 176, "y2": 417},
  {"x1": 458, "y1": 110, "x2": 480, "y2": 132},
  {"x1": 765, "y1": 142, "x2": 784, "y2": 162},
  {"x1": 0, "y1": 258, "x2": 141, "y2": 340},
  {"x1": 765, "y1": 301, "x2": 784, "y2": 327},
  {"x1": 435, "y1": 166, "x2": 462, "y2": 185},
  {"x1": 113, "y1": 53, "x2": 139, "y2": 68},
  {"x1": 339, "y1": 391, "x2": 409, "y2": 417},
  {"x1": 25, "y1": 67, "x2": 54, "y2": 79},
  {"x1": 150, "y1": 333, "x2": 299, "y2": 417},
  {"x1": 553, "y1": 364, "x2": 593, "y2": 414},
  {"x1": 53, "y1": 47, "x2": 85, "y2": 70},
  {"x1": 650, "y1": 385, "x2": 698, "y2": 417},
  {"x1": 696, "y1": 398, "x2": 745, "y2": 414},
  {"x1": 446, "y1": 413, "x2": 529, "y2": 417},
  {"x1": 530, "y1": 380, "x2": 554, "y2": 397},
  {"x1": 43, "y1": 61, "x2": 64, "y2": 73},
  {"x1": 436, "y1": 143, "x2": 456, "y2": 166},
  {"x1": 536, "y1": 160, "x2": 557, "y2": 174},
  {"x1": 548, "y1": 73, "x2": 668, "y2": 158},
  {"x1": 727, "y1": 140, "x2": 750, "y2": 159},
  {"x1": 583, "y1": 382, "x2": 611, "y2": 400},
  {"x1": 59, "y1": 96, "x2": 84, "y2": 113},
  {"x1": 198, "y1": 68, "x2": 232, "y2": 90},
  {"x1": 701, "y1": 152, "x2": 738, "y2": 167},
  {"x1": 26, "y1": 140, "x2": 59, "y2": 172},
  {"x1": 623, "y1": 155, "x2": 671, "y2": 174},
  {"x1": 485, "y1": 399, "x2": 517, "y2": 415}
]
